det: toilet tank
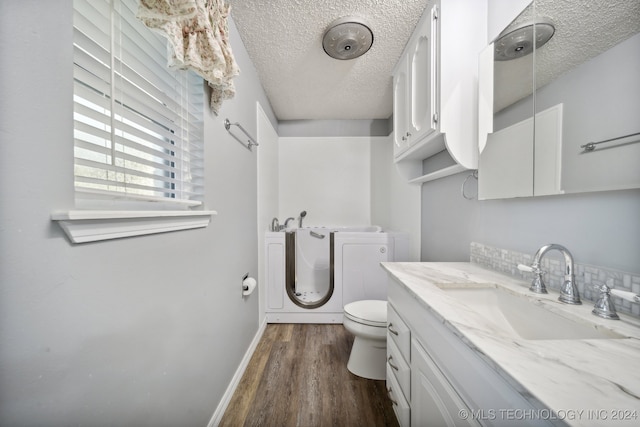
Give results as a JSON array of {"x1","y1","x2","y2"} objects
[{"x1": 333, "y1": 231, "x2": 409, "y2": 306}]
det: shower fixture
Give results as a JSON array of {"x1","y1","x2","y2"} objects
[
  {"x1": 494, "y1": 18, "x2": 555, "y2": 61},
  {"x1": 298, "y1": 210, "x2": 307, "y2": 228},
  {"x1": 322, "y1": 16, "x2": 373, "y2": 60}
]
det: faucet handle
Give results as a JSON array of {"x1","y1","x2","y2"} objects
[
  {"x1": 589, "y1": 280, "x2": 640, "y2": 302},
  {"x1": 589, "y1": 280, "x2": 610, "y2": 294},
  {"x1": 518, "y1": 264, "x2": 547, "y2": 294},
  {"x1": 591, "y1": 281, "x2": 620, "y2": 320},
  {"x1": 610, "y1": 289, "x2": 640, "y2": 304},
  {"x1": 517, "y1": 263, "x2": 544, "y2": 275},
  {"x1": 517, "y1": 264, "x2": 536, "y2": 273}
]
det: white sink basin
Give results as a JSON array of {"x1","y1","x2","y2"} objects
[{"x1": 439, "y1": 284, "x2": 626, "y2": 340}]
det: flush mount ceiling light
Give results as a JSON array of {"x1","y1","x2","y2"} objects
[
  {"x1": 322, "y1": 16, "x2": 373, "y2": 60},
  {"x1": 494, "y1": 18, "x2": 555, "y2": 61}
]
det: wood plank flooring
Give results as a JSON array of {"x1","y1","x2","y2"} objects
[{"x1": 219, "y1": 324, "x2": 399, "y2": 427}]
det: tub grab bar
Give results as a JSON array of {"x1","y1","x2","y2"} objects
[{"x1": 224, "y1": 119, "x2": 258, "y2": 151}]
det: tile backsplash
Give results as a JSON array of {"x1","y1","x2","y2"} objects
[{"x1": 470, "y1": 242, "x2": 640, "y2": 318}]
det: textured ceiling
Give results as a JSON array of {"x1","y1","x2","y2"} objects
[
  {"x1": 229, "y1": 1, "x2": 639, "y2": 121},
  {"x1": 228, "y1": 0, "x2": 428, "y2": 121},
  {"x1": 495, "y1": 0, "x2": 640, "y2": 112}
]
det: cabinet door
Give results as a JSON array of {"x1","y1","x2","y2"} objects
[
  {"x1": 393, "y1": 56, "x2": 410, "y2": 158},
  {"x1": 411, "y1": 339, "x2": 479, "y2": 427},
  {"x1": 408, "y1": 3, "x2": 438, "y2": 142}
]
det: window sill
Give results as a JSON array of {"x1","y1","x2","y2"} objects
[{"x1": 51, "y1": 210, "x2": 217, "y2": 244}]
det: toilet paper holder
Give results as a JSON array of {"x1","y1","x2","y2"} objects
[{"x1": 242, "y1": 273, "x2": 257, "y2": 297}]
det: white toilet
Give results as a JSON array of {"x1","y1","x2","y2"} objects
[{"x1": 343, "y1": 300, "x2": 388, "y2": 380}]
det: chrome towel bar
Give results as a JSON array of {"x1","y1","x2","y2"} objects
[
  {"x1": 580, "y1": 131, "x2": 640, "y2": 153},
  {"x1": 224, "y1": 118, "x2": 258, "y2": 151}
]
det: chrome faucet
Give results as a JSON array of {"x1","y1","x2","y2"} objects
[
  {"x1": 592, "y1": 282, "x2": 620, "y2": 320},
  {"x1": 283, "y1": 217, "x2": 295, "y2": 229},
  {"x1": 298, "y1": 210, "x2": 307, "y2": 228},
  {"x1": 518, "y1": 244, "x2": 581, "y2": 305},
  {"x1": 592, "y1": 280, "x2": 640, "y2": 320}
]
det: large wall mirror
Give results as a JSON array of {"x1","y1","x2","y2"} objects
[{"x1": 478, "y1": 0, "x2": 640, "y2": 200}]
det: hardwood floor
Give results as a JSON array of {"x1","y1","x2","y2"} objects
[{"x1": 219, "y1": 324, "x2": 399, "y2": 427}]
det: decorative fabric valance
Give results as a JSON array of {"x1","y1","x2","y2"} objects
[{"x1": 137, "y1": 0, "x2": 240, "y2": 115}]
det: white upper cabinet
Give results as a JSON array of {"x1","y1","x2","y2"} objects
[
  {"x1": 409, "y1": 6, "x2": 438, "y2": 146},
  {"x1": 393, "y1": 0, "x2": 487, "y2": 182},
  {"x1": 393, "y1": 58, "x2": 410, "y2": 157},
  {"x1": 394, "y1": 6, "x2": 438, "y2": 160}
]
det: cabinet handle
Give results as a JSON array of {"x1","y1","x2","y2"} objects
[
  {"x1": 387, "y1": 323, "x2": 399, "y2": 335},
  {"x1": 387, "y1": 355, "x2": 399, "y2": 371},
  {"x1": 387, "y1": 387, "x2": 398, "y2": 406}
]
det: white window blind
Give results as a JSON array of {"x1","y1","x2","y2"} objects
[{"x1": 73, "y1": 0, "x2": 204, "y2": 207}]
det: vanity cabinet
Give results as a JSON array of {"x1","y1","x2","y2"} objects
[
  {"x1": 386, "y1": 277, "x2": 561, "y2": 427},
  {"x1": 386, "y1": 304, "x2": 411, "y2": 426},
  {"x1": 411, "y1": 339, "x2": 479, "y2": 427},
  {"x1": 392, "y1": 0, "x2": 486, "y2": 183}
]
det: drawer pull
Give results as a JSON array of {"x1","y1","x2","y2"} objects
[
  {"x1": 387, "y1": 387, "x2": 398, "y2": 406},
  {"x1": 387, "y1": 323, "x2": 399, "y2": 336},
  {"x1": 387, "y1": 355, "x2": 399, "y2": 371}
]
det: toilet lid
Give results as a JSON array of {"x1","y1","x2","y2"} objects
[{"x1": 344, "y1": 300, "x2": 387, "y2": 327}]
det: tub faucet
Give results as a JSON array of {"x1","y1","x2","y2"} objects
[
  {"x1": 284, "y1": 217, "x2": 295, "y2": 229},
  {"x1": 518, "y1": 244, "x2": 581, "y2": 305},
  {"x1": 298, "y1": 210, "x2": 307, "y2": 228}
]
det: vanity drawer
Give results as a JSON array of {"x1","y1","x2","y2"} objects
[
  {"x1": 387, "y1": 364, "x2": 410, "y2": 427},
  {"x1": 387, "y1": 303, "x2": 411, "y2": 361},
  {"x1": 387, "y1": 336, "x2": 411, "y2": 401}
]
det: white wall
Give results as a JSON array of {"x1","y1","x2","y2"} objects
[
  {"x1": 276, "y1": 135, "x2": 421, "y2": 260},
  {"x1": 0, "y1": 1, "x2": 275, "y2": 425},
  {"x1": 278, "y1": 137, "x2": 374, "y2": 227}
]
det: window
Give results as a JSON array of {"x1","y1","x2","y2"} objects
[{"x1": 73, "y1": 0, "x2": 204, "y2": 208}]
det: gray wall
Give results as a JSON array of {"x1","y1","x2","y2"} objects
[
  {"x1": 0, "y1": 1, "x2": 274, "y2": 425},
  {"x1": 278, "y1": 119, "x2": 391, "y2": 137},
  {"x1": 536, "y1": 33, "x2": 640, "y2": 193},
  {"x1": 421, "y1": 172, "x2": 640, "y2": 275}
]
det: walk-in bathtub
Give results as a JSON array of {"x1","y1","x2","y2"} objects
[{"x1": 264, "y1": 226, "x2": 409, "y2": 323}]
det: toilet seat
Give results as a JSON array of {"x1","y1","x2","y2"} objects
[{"x1": 344, "y1": 300, "x2": 387, "y2": 327}]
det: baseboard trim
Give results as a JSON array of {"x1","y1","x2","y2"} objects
[
  {"x1": 207, "y1": 318, "x2": 267, "y2": 427},
  {"x1": 265, "y1": 311, "x2": 344, "y2": 324}
]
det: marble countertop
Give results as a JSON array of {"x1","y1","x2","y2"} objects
[{"x1": 381, "y1": 262, "x2": 640, "y2": 426}]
